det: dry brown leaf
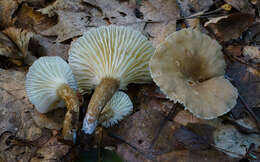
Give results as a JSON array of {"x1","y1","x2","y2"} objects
[
  {"x1": 29, "y1": 34, "x2": 70, "y2": 60},
  {"x1": 3, "y1": 27, "x2": 33, "y2": 57},
  {"x1": 39, "y1": 0, "x2": 93, "y2": 42},
  {"x1": 140, "y1": 0, "x2": 180, "y2": 44},
  {"x1": 0, "y1": 0, "x2": 19, "y2": 29},
  {"x1": 0, "y1": 69, "x2": 44, "y2": 162},
  {"x1": 15, "y1": 4, "x2": 57, "y2": 32},
  {"x1": 0, "y1": 32, "x2": 22, "y2": 58},
  {"x1": 224, "y1": 0, "x2": 254, "y2": 14},
  {"x1": 206, "y1": 13, "x2": 254, "y2": 42},
  {"x1": 32, "y1": 108, "x2": 65, "y2": 130},
  {"x1": 30, "y1": 137, "x2": 70, "y2": 162}
]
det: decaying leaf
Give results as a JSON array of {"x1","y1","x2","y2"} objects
[
  {"x1": 29, "y1": 34, "x2": 70, "y2": 60},
  {"x1": 31, "y1": 108, "x2": 66, "y2": 130},
  {"x1": 224, "y1": 0, "x2": 254, "y2": 14},
  {"x1": 0, "y1": 69, "x2": 40, "y2": 161},
  {"x1": 30, "y1": 137, "x2": 70, "y2": 162},
  {"x1": 206, "y1": 13, "x2": 254, "y2": 42},
  {"x1": 3, "y1": 27, "x2": 33, "y2": 57},
  {"x1": 243, "y1": 46, "x2": 260, "y2": 63},
  {"x1": 140, "y1": 0, "x2": 180, "y2": 44},
  {"x1": 0, "y1": 32, "x2": 22, "y2": 58},
  {"x1": 39, "y1": 0, "x2": 94, "y2": 42},
  {"x1": 244, "y1": 23, "x2": 260, "y2": 45},
  {"x1": 0, "y1": 0, "x2": 19, "y2": 29},
  {"x1": 15, "y1": 4, "x2": 57, "y2": 32},
  {"x1": 225, "y1": 45, "x2": 243, "y2": 57},
  {"x1": 214, "y1": 118, "x2": 260, "y2": 158}
]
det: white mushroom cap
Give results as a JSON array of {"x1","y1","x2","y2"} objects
[
  {"x1": 100, "y1": 91, "x2": 133, "y2": 128},
  {"x1": 150, "y1": 28, "x2": 238, "y2": 119},
  {"x1": 68, "y1": 25, "x2": 154, "y2": 93},
  {"x1": 25, "y1": 56, "x2": 77, "y2": 113}
]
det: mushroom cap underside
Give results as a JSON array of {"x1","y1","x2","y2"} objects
[
  {"x1": 26, "y1": 56, "x2": 77, "y2": 113},
  {"x1": 69, "y1": 25, "x2": 155, "y2": 93}
]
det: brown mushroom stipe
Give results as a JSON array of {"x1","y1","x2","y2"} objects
[
  {"x1": 69, "y1": 25, "x2": 154, "y2": 134},
  {"x1": 26, "y1": 56, "x2": 79, "y2": 141},
  {"x1": 149, "y1": 28, "x2": 238, "y2": 119},
  {"x1": 57, "y1": 84, "x2": 79, "y2": 141}
]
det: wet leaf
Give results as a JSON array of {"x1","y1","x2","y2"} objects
[{"x1": 206, "y1": 13, "x2": 254, "y2": 42}]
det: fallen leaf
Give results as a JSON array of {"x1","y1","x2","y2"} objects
[
  {"x1": 3, "y1": 27, "x2": 33, "y2": 57},
  {"x1": 176, "y1": 0, "x2": 214, "y2": 17},
  {"x1": 0, "y1": 68, "x2": 50, "y2": 162},
  {"x1": 225, "y1": 45, "x2": 243, "y2": 57},
  {"x1": 15, "y1": 4, "x2": 57, "y2": 32},
  {"x1": 243, "y1": 46, "x2": 260, "y2": 63},
  {"x1": 39, "y1": 0, "x2": 96, "y2": 42},
  {"x1": 214, "y1": 118, "x2": 260, "y2": 158},
  {"x1": 0, "y1": 32, "x2": 22, "y2": 58},
  {"x1": 140, "y1": 0, "x2": 180, "y2": 44},
  {"x1": 32, "y1": 108, "x2": 66, "y2": 130},
  {"x1": 30, "y1": 137, "x2": 70, "y2": 162},
  {"x1": 156, "y1": 149, "x2": 238, "y2": 162},
  {"x1": 173, "y1": 126, "x2": 211, "y2": 151},
  {"x1": 0, "y1": 0, "x2": 19, "y2": 29},
  {"x1": 29, "y1": 34, "x2": 70, "y2": 60},
  {"x1": 244, "y1": 23, "x2": 260, "y2": 45},
  {"x1": 206, "y1": 13, "x2": 254, "y2": 42},
  {"x1": 224, "y1": 0, "x2": 254, "y2": 14}
]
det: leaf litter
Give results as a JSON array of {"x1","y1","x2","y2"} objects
[{"x1": 1, "y1": 0, "x2": 260, "y2": 161}]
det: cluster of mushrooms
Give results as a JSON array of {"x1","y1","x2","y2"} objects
[{"x1": 25, "y1": 26, "x2": 238, "y2": 142}]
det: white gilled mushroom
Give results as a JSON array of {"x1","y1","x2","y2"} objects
[
  {"x1": 69, "y1": 25, "x2": 154, "y2": 134},
  {"x1": 98, "y1": 91, "x2": 133, "y2": 128},
  {"x1": 149, "y1": 28, "x2": 238, "y2": 119},
  {"x1": 25, "y1": 56, "x2": 79, "y2": 141}
]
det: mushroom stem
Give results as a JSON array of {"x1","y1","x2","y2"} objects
[
  {"x1": 82, "y1": 77, "x2": 120, "y2": 134},
  {"x1": 57, "y1": 84, "x2": 80, "y2": 141}
]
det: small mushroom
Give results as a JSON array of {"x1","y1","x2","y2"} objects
[
  {"x1": 69, "y1": 25, "x2": 154, "y2": 134},
  {"x1": 98, "y1": 91, "x2": 133, "y2": 128},
  {"x1": 149, "y1": 28, "x2": 238, "y2": 119},
  {"x1": 25, "y1": 56, "x2": 79, "y2": 141}
]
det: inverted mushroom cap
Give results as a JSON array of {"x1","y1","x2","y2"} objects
[
  {"x1": 150, "y1": 28, "x2": 238, "y2": 119},
  {"x1": 68, "y1": 25, "x2": 154, "y2": 93},
  {"x1": 100, "y1": 91, "x2": 133, "y2": 128},
  {"x1": 26, "y1": 56, "x2": 77, "y2": 113}
]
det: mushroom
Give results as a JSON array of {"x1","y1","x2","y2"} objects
[
  {"x1": 25, "y1": 56, "x2": 80, "y2": 141},
  {"x1": 149, "y1": 28, "x2": 238, "y2": 119},
  {"x1": 69, "y1": 25, "x2": 154, "y2": 134},
  {"x1": 98, "y1": 91, "x2": 133, "y2": 128}
]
